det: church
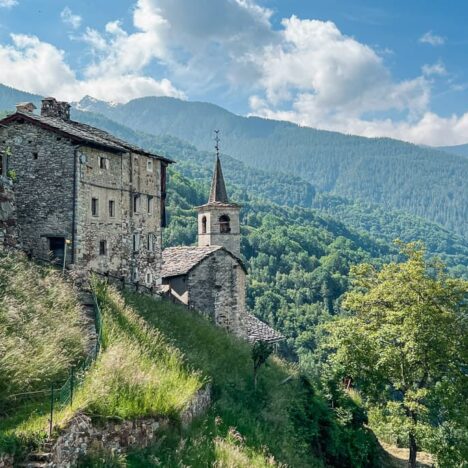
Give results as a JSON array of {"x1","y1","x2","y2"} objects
[{"x1": 162, "y1": 155, "x2": 282, "y2": 343}]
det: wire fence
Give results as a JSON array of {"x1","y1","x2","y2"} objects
[{"x1": 2, "y1": 268, "x2": 103, "y2": 437}]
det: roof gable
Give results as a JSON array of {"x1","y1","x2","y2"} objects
[
  {"x1": 162, "y1": 245, "x2": 246, "y2": 278},
  {"x1": 0, "y1": 111, "x2": 173, "y2": 163}
]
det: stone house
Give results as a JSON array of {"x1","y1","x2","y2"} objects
[
  {"x1": 0, "y1": 98, "x2": 171, "y2": 286},
  {"x1": 162, "y1": 156, "x2": 282, "y2": 343}
]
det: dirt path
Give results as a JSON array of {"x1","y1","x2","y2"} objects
[{"x1": 379, "y1": 441, "x2": 434, "y2": 467}]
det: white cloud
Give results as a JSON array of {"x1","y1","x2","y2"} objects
[
  {"x1": 419, "y1": 31, "x2": 445, "y2": 46},
  {"x1": 60, "y1": 7, "x2": 82, "y2": 30},
  {"x1": 422, "y1": 61, "x2": 447, "y2": 76},
  {"x1": 0, "y1": 34, "x2": 184, "y2": 102},
  {"x1": 0, "y1": 0, "x2": 17, "y2": 7}
]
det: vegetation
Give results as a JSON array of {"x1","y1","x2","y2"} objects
[
  {"x1": 72, "y1": 93, "x2": 468, "y2": 236},
  {"x1": 320, "y1": 244, "x2": 468, "y2": 467},
  {"x1": 124, "y1": 292, "x2": 378, "y2": 467}
]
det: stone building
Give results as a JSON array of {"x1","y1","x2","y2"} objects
[
  {"x1": 0, "y1": 98, "x2": 171, "y2": 286},
  {"x1": 0, "y1": 176, "x2": 19, "y2": 249},
  {"x1": 162, "y1": 156, "x2": 282, "y2": 343}
]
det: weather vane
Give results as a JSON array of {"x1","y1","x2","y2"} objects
[{"x1": 214, "y1": 130, "x2": 220, "y2": 158}]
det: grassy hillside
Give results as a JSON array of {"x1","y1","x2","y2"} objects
[
  {"x1": 74, "y1": 94, "x2": 468, "y2": 236},
  {"x1": 122, "y1": 291, "x2": 378, "y2": 467},
  {"x1": 0, "y1": 253, "x2": 379, "y2": 466}
]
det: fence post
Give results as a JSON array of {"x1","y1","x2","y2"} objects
[
  {"x1": 49, "y1": 384, "x2": 54, "y2": 437},
  {"x1": 70, "y1": 368, "x2": 74, "y2": 407}
]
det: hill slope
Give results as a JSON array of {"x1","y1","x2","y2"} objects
[{"x1": 74, "y1": 94, "x2": 468, "y2": 236}]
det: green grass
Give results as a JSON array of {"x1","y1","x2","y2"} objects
[
  {"x1": 123, "y1": 292, "x2": 379, "y2": 467},
  {"x1": 0, "y1": 251, "x2": 88, "y2": 457}
]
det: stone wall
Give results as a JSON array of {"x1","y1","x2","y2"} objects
[
  {"x1": 0, "y1": 177, "x2": 19, "y2": 248},
  {"x1": 50, "y1": 384, "x2": 211, "y2": 467},
  {"x1": 188, "y1": 250, "x2": 247, "y2": 336},
  {"x1": 0, "y1": 121, "x2": 76, "y2": 259}
]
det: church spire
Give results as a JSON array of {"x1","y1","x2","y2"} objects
[{"x1": 208, "y1": 131, "x2": 229, "y2": 204}]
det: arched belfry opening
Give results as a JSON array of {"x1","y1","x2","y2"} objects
[
  {"x1": 201, "y1": 216, "x2": 207, "y2": 234},
  {"x1": 219, "y1": 214, "x2": 231, "y2": 233}
]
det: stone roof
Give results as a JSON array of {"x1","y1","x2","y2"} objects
[
  {"x1": 162, "y1": 245, "x2": 247, "y2": 278},
  {"x1": 162, "y1": 245, "x2": 223, "y2": 278},
  {"x1": 0, "y1": 111, "x2": 173, "y2": 163},
  {"x1": 244, "y1": 313, "x2": 284, "y2": 343}
]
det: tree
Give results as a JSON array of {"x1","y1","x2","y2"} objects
[{"x1": 323, "y1": 243, "x2": 468, "y2": 467}]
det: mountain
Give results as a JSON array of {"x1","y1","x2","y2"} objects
[
  {"x1": 438, "y1": 143, "x2": 468, "y2": 158},
  {"x1": 75, "y1": 94, "x2": 468, "y2": 237}
]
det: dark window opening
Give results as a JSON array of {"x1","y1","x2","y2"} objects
[
  {"x1": 109, "y1": 200, "x2": 115, "y2": 217},
  {"x1": 219, "y1": 214, "x2": 231, "y2": 234},
  {"x1": 33, "y1": 152, "x2": 38, "y2": 160},
  {"x1": 48, "y1": 237, "x2": 65, "y2": 262},
  {"x1": 147, "y1": 195, "x2": 153, "y2": 214},
  {"x1": 91, "y1": 197, "x2": 99, "y2": 216},
  {"x1": 133, "y1": 233, "x2": 140, "y2": 252},
  {"x1": 201, "y1": 216, "x2": 207, "y2": 234},
  {"x1": 99, "y1": 156, "x2": 109, "y2": 170},
  {"x1": 133, "y1": 194, "x2": 140, "y2": 213},
  {"x1": 99, "y1": 240, "x2": 107, "y2": 256}
]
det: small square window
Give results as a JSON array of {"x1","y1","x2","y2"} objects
[
  {"x1": 109, "y1": 200, "x2": 115, "y2": 217},
  {"x1": 91, "y1": 197, "x2": 99, "y2": 216},
  {"x1": 99, "y1": 156, "x2": 109, "y2": 170},
  {"x1": 99, "y1": 240, "x2": 107, "y2": 256},
  {"x1": 147, "y1": 160, "x2": 153, "y2": 172}
]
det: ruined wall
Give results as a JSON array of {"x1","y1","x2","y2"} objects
[
  {"x1": 50, "y1": 385, "x2": 211, "y2": 467},
  {"x1": 75, "y1": 147, "x2": 163, "y2": 285},
  {"x1": 0, "y1": 177, "x2": 19, "y2": 248},
  {"x1": 187, "y1": 250, "x2": 246, "y2": 336},
  {"x1": 0, "y1": 121, "x2": 75, "y2": 259}
]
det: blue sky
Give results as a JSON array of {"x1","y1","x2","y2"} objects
[{"x1": 0, "y1": 0, "x2": 467, "y2": 145}]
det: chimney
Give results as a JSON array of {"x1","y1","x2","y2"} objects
[
  {"x1": 41, "y1": 97, "x2": 71, "y2": 120},
  {"x1": 16, "y1": 102, "x2": 37, "y2": 113}
]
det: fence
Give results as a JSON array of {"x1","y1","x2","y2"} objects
[{"x1": 3, "y1": 288, "x2": 103, "y2": 437}]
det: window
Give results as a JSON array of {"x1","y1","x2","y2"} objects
[
  {"x1": 99, "y1": 156, "x2": 109, "y2": 170},
  {"x1": 99, "y1": 240, "x2": 107, "y2": 256},
  {"x1": 109, "y1": 200, "x2": 115, "y2": 218},
  {"x1": 133, "y1": 233, "x2": 140, "y2": 252},
  {"x1": 147, "y1": 195, "x2": 153, "y2": 214},
  {"x1": 133, "y1": 268, "x2": 139, "y2": 282},
  {"x1": 148, "y1": 233, "x2": 154, "y2": 252},
  {"x1": 147, "y1": 160, "x2": 153, "y2": 172},
  {"x1": 133, "y1": 194, "x2": 140, "y2": 213},
  {"x1": 219, "y1": 214, "x2": 231, "y2": 234},
  {"x1": 33, "y1": 152, "x2": 38, "y2": 160},
  {"x1": 91, "y1": 197, "x2": 99, "y2": 216},
  {"x1": 146, "y1": 271, "x2": 152, "y2": 285},
  {"x1": 201, "y1": 216, "x2": 207, "y2": 234}
]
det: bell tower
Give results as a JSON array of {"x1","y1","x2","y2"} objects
[{"x1": 197, "y1": 132, "x2": 241, "y2": 257}]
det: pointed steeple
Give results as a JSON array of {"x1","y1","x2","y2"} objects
[{"x1": 208, "y1": 155, "x2": 229, "y2": 203}]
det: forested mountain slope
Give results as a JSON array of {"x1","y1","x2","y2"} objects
[
  {"x1": 438, "y1": 143, "x2": 468, "y2": 158},
  {"x1": 69, "y1": 109, "x2": 468, "y2": 278},
  {"x1": 74, "y1": 94, "x2": 468, "y2": 236}
]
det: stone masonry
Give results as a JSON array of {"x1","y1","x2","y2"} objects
[
  {"x1": 0, "y1": 177, "x2": 19, "y2": 249},
  {"x1": 0, "y1": 98, "x2": 171, "y2": 286}
]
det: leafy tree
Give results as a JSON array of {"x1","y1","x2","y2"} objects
[
  {"x1": 251, "y1": 341, "x2": 273, "y2": 390},
  {"x1": 323, "y1": 243, "x2": 468, "y2": 467}
]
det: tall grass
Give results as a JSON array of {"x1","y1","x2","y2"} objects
[
  {"x1": 124, "y1": 292, "x2": 378, "y2": 467},
  {"x1": 0, "y1": 251, "x2": 88, "y2": 408}
]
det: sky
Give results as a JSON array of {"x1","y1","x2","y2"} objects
[{"x1": 0, "y1": 0, "x2": 467, "y2": 146}]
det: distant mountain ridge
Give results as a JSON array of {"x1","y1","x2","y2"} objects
[
  {"x1": 75, "y1": 94, "x2": 468, "y2": 237},
  {"x1": 438, "y1": 143, "x2": 468, "y2": 158},
  {"x1": 0, "y1": 83, "x2": 466, "y2": 238}
]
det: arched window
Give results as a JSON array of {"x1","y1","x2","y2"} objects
[
  {"x1": 219, "y1": 214, "x2": 231, "y2": 234},
  {"x1": 201, "y1": 216, "x2": 207, "y2": 234}
]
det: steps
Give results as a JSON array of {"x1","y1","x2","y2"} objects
[{"x1": 19, "y1": 449, "x2": 53, "y2": 467}]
